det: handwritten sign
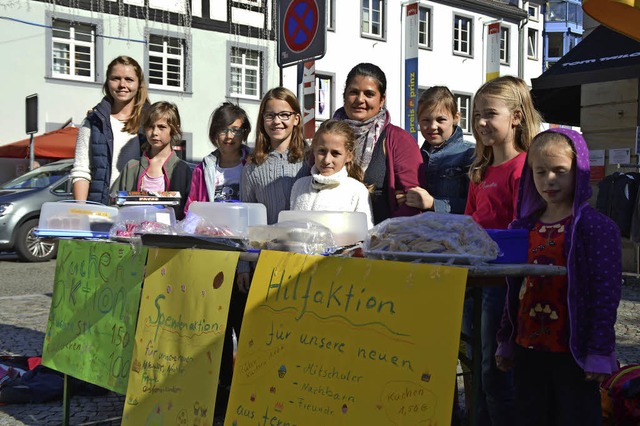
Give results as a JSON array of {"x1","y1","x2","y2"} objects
[
  {"x1": 42, "y1": 240, "x2": 147, "y2": 394},
  {"x1": 122, "y1": 248, "x2": 239, "y2": 426},
  {"x1": 226, "y1": 251, "x2": 468, "y2": 425}
]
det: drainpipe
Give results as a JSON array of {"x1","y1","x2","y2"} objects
[{"x1": 518, "y1": 1, "x2": 529, "y2": 79}]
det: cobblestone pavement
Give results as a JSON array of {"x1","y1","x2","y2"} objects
[{"x1": 1, "y1": 283, "x2": 639, "y2": 425}]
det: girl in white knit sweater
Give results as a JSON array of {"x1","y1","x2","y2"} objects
[{"x1": 290, "y1": 120, "x2": 373, "y2": 228}]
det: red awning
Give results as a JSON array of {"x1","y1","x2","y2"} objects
[{"x1": 0, "y1": 127, "x2": 78, "y2": 159}]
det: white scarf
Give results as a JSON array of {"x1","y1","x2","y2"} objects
[{"x1": 310, "y1": 165, "x2": 347, "y2": 190}]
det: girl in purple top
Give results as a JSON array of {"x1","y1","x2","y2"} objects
[
  {"x1": 185, "y1": 102, "x2": 252, "y2": 211},
  {"x1": 496, "y1": 128, "x2": 622, "y2": 425}
]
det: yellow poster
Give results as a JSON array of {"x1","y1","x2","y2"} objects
[
  {"x1": 123, "y1": 248, "x2": 239, "y2": 426},
  {"x1": 226, "y1": 251, "x2": 468, "y2": 426}
]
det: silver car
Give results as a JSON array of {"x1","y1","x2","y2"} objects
[{"x1": 0, "y1": 159, "x2": 73, "y2": 261}]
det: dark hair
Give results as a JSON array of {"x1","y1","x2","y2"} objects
[
  {"x1": 312, "y1": 120, "x2": 364, "y2": 182},
  {"x1": 102, "y1": 56, "x2": 149, "y2": 133},
  {"x1": 417, "y1": 86, "x2": 459, "y2": 119},
  {"x1": 250, "y1": 87, "x2": 306, "y2": 166},
  {"x1": 208, "y1": 102, "x2": 251, "y2": 148},
  {"x1": 141, "y1": 101, "x2": 182, "y2": 151},
  {"x1": 343, "y1": 63, "x2": 387, "y2": 99}
]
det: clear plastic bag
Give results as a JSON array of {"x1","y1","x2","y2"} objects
[
  {"x1": 247, "y1": 220, "x2": 337, "y2": 255},
  {"x1": 109, "y1": 220, "x2": 176, "y2": 239},
  {"x1": 174, "y1": 210, "x2": 235, "y2": 237},
  {"x1": 364, "y1": 212, "x2": 499, "y2": 264}
]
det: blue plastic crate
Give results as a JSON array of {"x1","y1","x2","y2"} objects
[{"x1": 487, "y1": 229, "x2": 529, "y2": 264}]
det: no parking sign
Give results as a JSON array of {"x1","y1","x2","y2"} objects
[{"x1": 277, "y1": 0, "x2": 326, "y2": 67}]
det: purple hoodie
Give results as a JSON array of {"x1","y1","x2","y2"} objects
[{"x1": 496, "y1": 128, "x2": 622, "y2": 375}]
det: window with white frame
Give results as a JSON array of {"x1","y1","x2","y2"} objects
[
  {"x1": 528, "y1": 4, "x2": 540, "y2": 21},
  {"x1": 500, "y1": 26, "x2": 510, "y2": 65},
  {"x1": 327, "y1": 0, "x2": 335, "y2": 31},
  {"x1": 455, "y1": 93, "x2": 471, "y2": 133},
  {"x1": 418, "y1": 6, "x2": 432, "y2": 49},
  {"x1": 361, "y1": 0, "x2": 384, "y2": 39},
  {"x1": 51, "y1": 19, "x2": 95, "y2": 81},
  {"x1": 316, "y1": 74, "x2": 333, "y2": 121},
  {"x1": 528, "y1": 28, "x2": 539, "y2": 59},
  {"x1": 453, "y1": 15, "x2": 472, "y2": 56},
  {"x1": 148, "y1": 34, "x2": 185, "y2": 91},
  {"x1": 230, "y1": 47, "x2": 261, "y2": 99}
]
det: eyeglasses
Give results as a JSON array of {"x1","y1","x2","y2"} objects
[
  {"x1": 263, "y1": 111, "x2": 295, "y2": 122},
  {"x1": 218, "y1": 127, "x2": 245, "y2": 137}
]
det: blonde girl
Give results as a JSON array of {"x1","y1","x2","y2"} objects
[
  {"x1": 71, "y1": 55, "x2": 150, "y2": 204},
  {"x1": 463, "y1": 75, "x2": 543, "y2": 426},
  {"x1": 466, "y1": 75, "x2": 543, "y2": 227},
  {"x1": 290, "y1": 120, "x2": 373, "y2": 228}
]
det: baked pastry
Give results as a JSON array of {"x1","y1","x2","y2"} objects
[{"x1": 366, "y1": 212, "x2": 499, "y2": 258}]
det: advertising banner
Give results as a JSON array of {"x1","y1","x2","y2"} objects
[
  {"x1": 486, "y1": 22, "x2": 501, "y2": 82},
  {"x1": 404, "y1": 2, "x2": 419, "y2": 140}
]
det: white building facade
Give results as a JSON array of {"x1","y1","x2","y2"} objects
[
  {"x1": 282, "y1": 0, "x2": 545, "y2": 142},
  {"x1": 0, "y1": 0, "x2": 279, "y2": 160},
  {"x1": 0, "y1": 0, "x2": 544, "y2": 159}
]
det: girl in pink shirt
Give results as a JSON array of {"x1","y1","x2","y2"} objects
[{"x1": 463, "y1": 76, "x2": 543, "y2": 426}]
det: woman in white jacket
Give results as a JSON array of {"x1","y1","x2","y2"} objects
[{"x1": 290, "y1": 120, "x2": 373, "y2": 228}]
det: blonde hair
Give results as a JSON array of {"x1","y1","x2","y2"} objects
[
  {"x1": 312, "y1": 120, "x2": 364, "y2": 182},
  {"x1": 249, "y1": 87, "x2": 306, "y2": 166},
  {"x1": 528, "y1": 131, "x2": 575, "y2": 167},
  {"x1": 102, "y1": 56, "x2": 149, "y2": 134},
  {"x1": 469, "y1": 76, "x2": 542, "y2": 184},
  {"x1": 141, "y1": 101, "x2": 182, "y2": 152}
]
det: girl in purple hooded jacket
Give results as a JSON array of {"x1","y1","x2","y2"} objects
[{"x1": 495, "y1": 128, "x2": 621, "y2": 426}]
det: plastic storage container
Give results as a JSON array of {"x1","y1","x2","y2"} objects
[
  {"x1": 277, "y1": 210, "x2": 368, "y2": 246},
  {"x1": 188, "y1": 202, "x2": 267, "y2": 236},
  {"x1": 486, "y1": 229, "x2": 529, "y2": 264},
  {"x1": 37, "y1": 201, "x2": 119, "y2": 238}
]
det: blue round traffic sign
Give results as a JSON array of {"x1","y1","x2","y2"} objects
[{"x1": 284, "y1": 0, "x2": 319, "y2": 53}]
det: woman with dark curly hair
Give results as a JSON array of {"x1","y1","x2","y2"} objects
[{"x1": 333, "y1": 62, "x2": 422, "y2": 224}]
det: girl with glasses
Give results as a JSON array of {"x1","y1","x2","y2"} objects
[
  {"x1": 185, "y1": 102, "x2": 252, "y2": 420},
  {"x1": 185, "y1": 102, "x2": 252, "y2": 211},
  {"x1": 240, "y1": 87, "x2": 310, "y2": 224}
]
